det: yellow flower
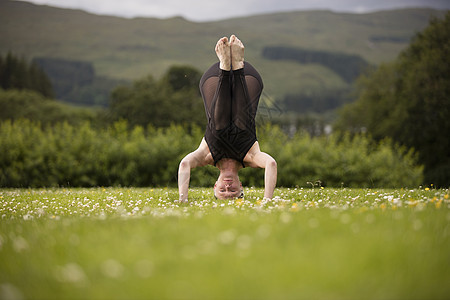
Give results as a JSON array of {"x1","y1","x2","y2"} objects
[
  {"x1": 380, "y1": 203, "x2": 386, "y2": 210},
  {"x1": 435, "y1": 200, "x2": 442, "y2": 209},
  {"x1": 425, "y1": 187, "x2": 430, "y2": 191},
  {"x1": 358, "y1": 207, "x2": 368, "y2": 213},
  {"x1": 290, "y1": 203, "x2": 299, "y2": 212},
  {"x1": 408, "y1": 200, "x2": 418, "y2": 207}
]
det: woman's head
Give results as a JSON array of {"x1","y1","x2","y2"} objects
[
  {"x1": 214, "y1": 178, "x2": 243, "y2": 199},
  {"x1": 214, "y1": 159, "x2": 244, "y2": 199}
]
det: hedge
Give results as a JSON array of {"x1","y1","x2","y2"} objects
[{"x1": 0, "y1": 120, "x2": 423, "y2": 188}]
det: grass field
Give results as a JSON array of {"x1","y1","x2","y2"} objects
[{"x1": 0, "y1": 187, "x2": 449, "y2": 300}]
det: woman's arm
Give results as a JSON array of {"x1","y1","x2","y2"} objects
[
  {"x1": 245, "y1": 143, "x2": 277, "y2": 199},
  {"x1": 254, "y1": 152, "x2": 277, "y2": 199},
  {"x1": 178, "y1": 155, "x2": 192, "y2": 202},
  {"x1": 178, "y1": 139, "x2": 211, "y2": 202}
]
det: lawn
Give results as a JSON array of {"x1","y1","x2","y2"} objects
[{"x1": 0, "y1": 187, "x2": 449, "y2": 300}]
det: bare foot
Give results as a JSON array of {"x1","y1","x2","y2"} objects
[
  {"x1": 230, "y1": 34, "x2": 244, "y2": 70},
  {"x1": 215, "y1": 37, "x2": 231, "y2": 71}
]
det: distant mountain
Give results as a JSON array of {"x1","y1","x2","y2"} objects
[{"x1": 0, "y1": 0, "x2": 446, "y2": 103}]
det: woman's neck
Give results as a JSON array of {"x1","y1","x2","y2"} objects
[{"x1": 217, "y1": 158, "x2": 241, "y2": 178}]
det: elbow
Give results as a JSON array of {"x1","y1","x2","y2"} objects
[
  {"x1": 179, "y1": 159, "x2": 190, "y2": 171},
  {"x1": 267, "y1": 158, "x2": 277, "y2": 170}
]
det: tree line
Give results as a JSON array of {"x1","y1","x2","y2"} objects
[
  {"x1": 0, "y1": 120, "x2": 422, "y2": 188},
  {"x1": 0, "y1": 57, "x2": 423, "y2": 188},
  {"x1": 0, "y1": 55, "x2": 204, "y2": 128},
  {"x1": 1, "y1": 12, "x2": 448, "y2": 187},
  {"x1": 33, "y1": 57, "x2": 126, "y2": 107},
  {"x1": 0, "y1": 52, "x2": 53, "y2": 98}
]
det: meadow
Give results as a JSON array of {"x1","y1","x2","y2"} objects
[{"x1": 0, "y1": 187, "x2": 449, "y2": 299}]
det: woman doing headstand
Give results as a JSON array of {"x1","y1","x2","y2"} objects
[{"x1": 178, "y1": 35, "x2": 277, "y2": 202}]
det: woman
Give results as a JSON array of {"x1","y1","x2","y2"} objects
[{"x1": 178, "y1": 35, "x2": 277, "y2": 202}]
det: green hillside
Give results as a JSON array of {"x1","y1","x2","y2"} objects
[{"x1": 0, "y1": 0, "x2": 446, "y2": 101}]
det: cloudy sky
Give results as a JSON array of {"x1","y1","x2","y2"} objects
[{"x1": 20, "y1": 0, "x2": 450, "y2": 21}]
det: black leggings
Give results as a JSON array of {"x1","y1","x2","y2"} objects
[{"x1": 199, "y1": 62, "x2": 263, "y2": 131}]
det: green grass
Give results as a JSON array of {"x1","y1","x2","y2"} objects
[{"x1": 1, "y1": 187, "x2": 449, "y2": 299}]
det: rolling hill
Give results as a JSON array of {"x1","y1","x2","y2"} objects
[{"x1": 0, "y1": 0, "x2": 446, "y2": 104}]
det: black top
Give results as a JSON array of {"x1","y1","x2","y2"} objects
[{"x1": 205, "y1": 120, "x2": 257, "y2": 167}]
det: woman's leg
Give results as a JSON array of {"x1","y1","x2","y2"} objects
[
  {"x1": 199, "y1": 36, "x2": 263, "y2": 131},
  {"x1": 229, "y1": 35, "x2": 263, "y2": 130},
  {"x1": 199, "y1": 63, "x2": 232, "y2": 130},
  {"x1": 199, "y1": 37, "x2": 234, "y2": 131},
  {"x1": 231, "y1": 63, "x2": 263, "y2": 130},
  {"x1": 199, "y1": 62, "x2": 263, "y2": 132}
]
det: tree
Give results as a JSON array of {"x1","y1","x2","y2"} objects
[
  {"x1": 335, "y1": 13, "x2": 450, "y2": 186},
  {"x1": 109, "y1": 65, "x2": 204, "y2": 128},
  {"x1": 0, "y1": 53, "x2": 53, "y2": 98}
]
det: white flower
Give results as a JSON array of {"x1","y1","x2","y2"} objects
[
  {"x1": 55, "y1": 263, "x2": 87, "y2": 284},
  {"x1": 101, "y1": 259, "x2": 124, "y2": 279},
  {"x1": 12, "y1": 236, "x2": 29, "y2": 253},
  {"x1": 218, "y1": 230, "x2": 235, "y2": 245}
]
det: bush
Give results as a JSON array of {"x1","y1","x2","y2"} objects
[
  {"x1": 0, "y1": 121, "x2": 423, "y2": 188},
  {"x1": 253, "y1": 126, "x2": 423, "y2": 188},
  {"x1": 0, "y1": 120, "x2": 200, "y2": 187}
]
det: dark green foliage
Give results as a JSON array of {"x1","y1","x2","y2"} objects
[
  {"x1": 281, "y1": 88, "x2": 352, "y2": 114},
  {"x1": 0, "y1": 89, "x2": 98, "y2": 125},
  {"x1": 33, "y1": 57, "x2": 125, "y2": 106},
  {"x1": 335, "y1": 13, "x2": 450, "y2": 186},
  {"x1": 61, "y1": 76, "x2": 127, "y2": 107},
  {"x1": 0, "y1": 52, "x2": 53, "y2": 98},
  {"x1": 109, "y1": 65, "x2": 204, "y2": 128},
  {"x1": 164, "y1": 65, "x2": 201, "y2": 92},
  {"x1": 33, "y1": 57, "x2": 95, "y2": 93},
  {"x1": 0, "y1": 120, "x2": 201, "y2": 187},
  {"x1": 262, "y1": 46, "x2": 371, "y2": 83},
  {"x1": 0, "y1": 121, "x2": 422, "y2": 188},
  {"x1": 242, "y1": 126, "x2": 422, "y2": 188}
]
